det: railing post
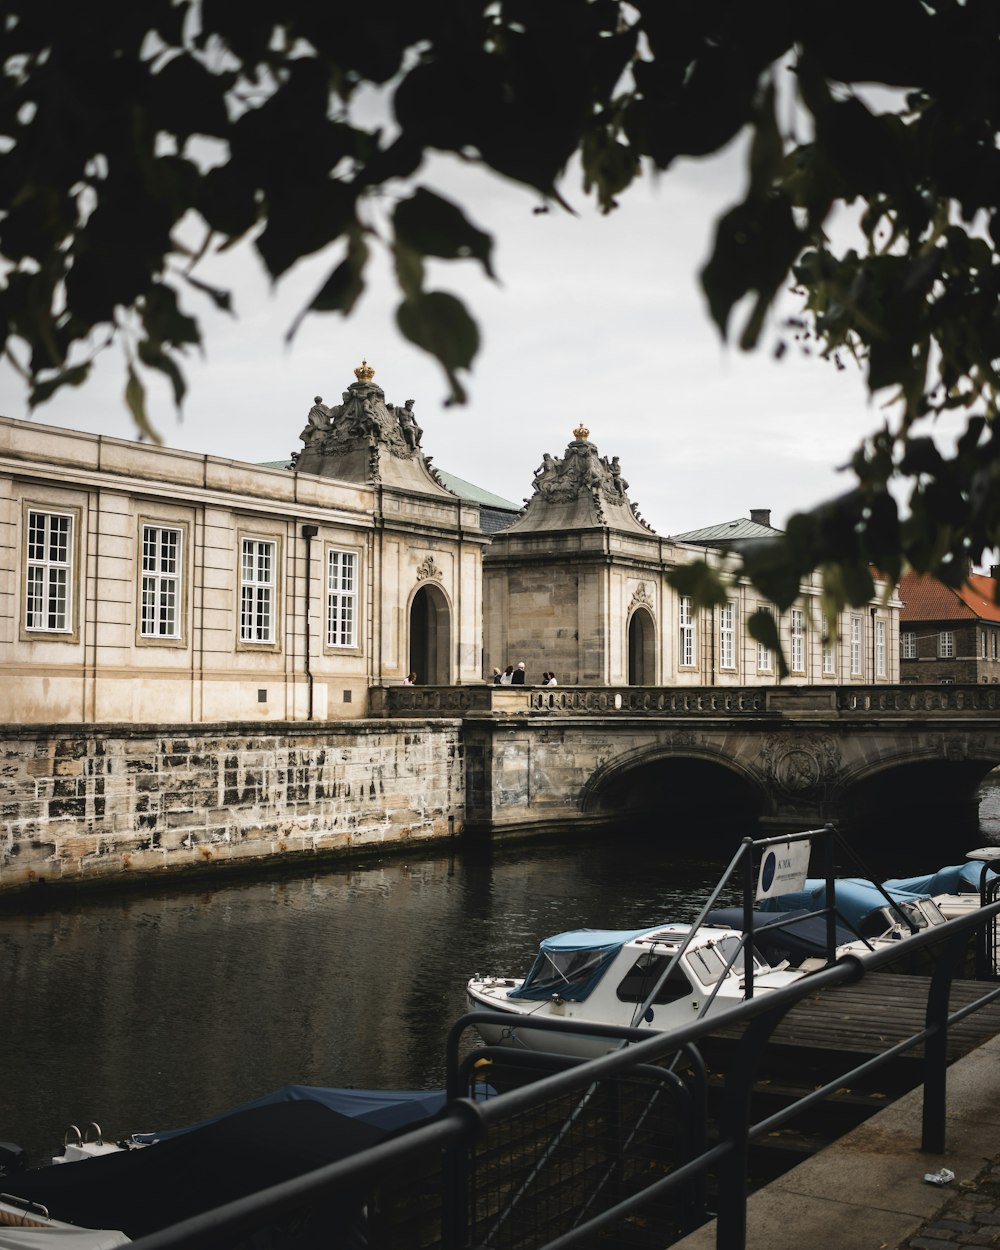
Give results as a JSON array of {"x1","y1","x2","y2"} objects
[
  {"x1": 716, "y1": 1005, "x2": 785, "y2": 1250},
  {"x1": 921, "y1": 928, "x2": 971, "y2": 1153}
]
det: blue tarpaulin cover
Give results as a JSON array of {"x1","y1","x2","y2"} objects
[
  {"x1": 757, "y1": 878, "x2": 924, "y2": 930},
  {"x1": 883, "y1": 863, "x2": 996, "y2": 896},
  {"x1": 131, "y1": 1084, "x2": 453, "y2": 1143}
]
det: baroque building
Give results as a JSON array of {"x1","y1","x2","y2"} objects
[
  {"x1": 1, "y1": 367, "x2": 900, "y2": 730},
  {"x1": 484, "y1": 424, "x2": 900, "y2": 686},
  {"x1": 1, "y1": 362, "x2": 486, "y2": 724}
]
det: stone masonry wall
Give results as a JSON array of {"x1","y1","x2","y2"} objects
[{"x1": 0, "y1": 721, "x2": 464, "y2": 897}]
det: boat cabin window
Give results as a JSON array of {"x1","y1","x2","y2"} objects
[
  {"x1": 615, "y1": 953, "x2": 693, "y2": 1004},
  {"x1": 686, "y1": 939, "x2": 740, "y2": 986},
  {"x1": 917, "y1": 899, "x2": 947, "y2": 927}
]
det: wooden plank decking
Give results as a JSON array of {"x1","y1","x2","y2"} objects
[{"x1": 709, "y1": 973, "x2": 1000, "y2": 1060}]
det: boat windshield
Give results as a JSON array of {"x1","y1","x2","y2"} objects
[
  {"x1": 508, "y1": 928, "x2": 653, "y2": 1002},
  {"x1": 687, "y1": 935, "x2": 746, "y2": 986}
]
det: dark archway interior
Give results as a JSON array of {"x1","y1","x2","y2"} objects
[
  {"x1": 627, "y1": 608, "x2": 655, "y2": 685},
  {"x1": 840, "y1": 759, "x2": 997, "y2": 860},
  {"x1": 588, "y1": 756, "x2": 765, "y2": 845},
  {"x1": 408, "y1": 584, "x2": 450, "y2": 685}
]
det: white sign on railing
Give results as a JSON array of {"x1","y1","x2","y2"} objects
[{"x1": 756, "y1": 839, "x2": 811, "y2": 901}]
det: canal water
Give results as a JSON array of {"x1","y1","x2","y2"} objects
[{"x1": 4, "y1": 779, "x2": 1000, "y2": 1168}]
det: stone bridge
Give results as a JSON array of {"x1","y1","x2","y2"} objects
[{"x1": 371, "y1": 684, "x2": 1000, "y2": 843}]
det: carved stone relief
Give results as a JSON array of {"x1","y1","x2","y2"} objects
[
  {"x1": 416, "y1": 555, "x2": 443, "y2": 582},
  {"x1": 758, "y1": 734, "x2": 843, "y2": 798},
  {"x1": 629, "y1": 583, "x2": 653, "y2": 614}
]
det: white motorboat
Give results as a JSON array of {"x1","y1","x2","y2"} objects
[{"x1": 466, "y1": 920, "x2": 807, "y2": 1059}]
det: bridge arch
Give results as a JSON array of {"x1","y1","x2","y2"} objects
[
  {"x1": 580, "y1": 742, "x2": 769, "y2": 838},
  {"x1": 834, "y1": 747, "x2": 1000, "y2": 841}
]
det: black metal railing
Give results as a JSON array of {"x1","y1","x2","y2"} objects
[{"x1": 123, "y1": 890, "x2": 1000, "y2": 1250}]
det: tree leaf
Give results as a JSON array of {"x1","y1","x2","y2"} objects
[
  {"x1": 396, "y1": 291, "x2": 480, "y2": 403},
  {"x1": 124, "y1": 363, "x2": 161, "y2": 445},
  {"x1": 393, "y1": 188, "x2": 496, "y2": 279}
]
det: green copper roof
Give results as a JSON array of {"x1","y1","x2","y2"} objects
[{"x1": 256, "y1": 459, "x2": 520, "y2": 513}]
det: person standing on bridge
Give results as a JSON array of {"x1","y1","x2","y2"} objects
[{"x1": 511, "y1": 662, "x2": 526, "y2": 685}]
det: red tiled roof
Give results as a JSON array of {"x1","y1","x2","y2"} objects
[{"x1": 899, "y1": 569, "x2": 1000, "y2": 623}]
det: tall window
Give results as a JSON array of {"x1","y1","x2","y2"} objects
[
  {"x1": 850, "y1": 615, "x2": 862, "y2": 675},
  {"x1": 790, "y1": 609, "x2": 805, "y2": 673},
  {"x1": 983, "y1": 630, "x2": 989, "y2": 659},
  {"x1": 240, "y1": 539, "x2": 276, "y2": 643},
  {"x1": 756, "y1": 607, "x2": 773, "y2": 672},
  {"x1": 939, "y1": 631, "x2": 954, "y2": 658},
  {"x1": 679, "y1": 596, "x2": 695, "y2": 667},
  {"x1": 719, "y1": 601, "x2": 735, "y2": 670},
  {"x1": 327, "y1": 549, "x2": 358, "y2": 647},
  {"x1": 822, "y1": 625, "x2": 835, "y2": 675},
  {"x1": 875, "y1": 618, "x2": 886, "y2": 677},
  {"x1": 141, "y1": 525, "x2": 182, "y2": 638},
  {"x1": 901, "y1": 632, "x2": 917, "y2": 659},
  {"x1": 993, "y1": 631, "x2": 998, "y2": 661},
  {"x1": 25, "y1": 509, "x2": 73, "y2": 632}
]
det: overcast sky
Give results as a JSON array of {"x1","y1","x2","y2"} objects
[{"x1": 0, "y1": 138, "x2": 907, "y2": 537}]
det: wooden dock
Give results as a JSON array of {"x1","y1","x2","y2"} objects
[{"x1": 709, "y1": 972, "x2": 1000, "y2": 1061}]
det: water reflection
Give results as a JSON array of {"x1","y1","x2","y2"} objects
[{"x1": 3, "y1": 775, "x2": 999, "y2": 1166}]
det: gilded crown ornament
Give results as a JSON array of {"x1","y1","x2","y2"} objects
[
  {"x1": 573, "y1": 423, "x2": 590, "y2": 441},
  {"x1": 354, "y1": 359, "x2": 375, "y2": 383}
]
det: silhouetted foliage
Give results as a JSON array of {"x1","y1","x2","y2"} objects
[{"x1": 3, "y1": 0, "x2": 999, "y2": 615}]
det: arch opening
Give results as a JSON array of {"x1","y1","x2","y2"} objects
[
  {"x1": 409, "y1": 583, "x2": 451, "y2": 685},
  {"x1": 587, "y1": 754, "x2": 765, "y2": 845},
  {"x1": 841, "y1": 759, "x2": 997, "y2": 857},
  {"x1": 627, "y1": 607, "x2": 656, "y2": 685}
]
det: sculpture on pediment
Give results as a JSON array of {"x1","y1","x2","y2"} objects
[
  {"x1": 294, "y1": 362, "x2": 425, "y2": 466},
  {"x1": 298, "y1": 396, "x2": 333, "y2": 448},
  {"x1": 396, "y1": 398, "x2": 423, "y2": 451}
]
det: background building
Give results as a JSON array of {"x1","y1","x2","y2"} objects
[
  {"x1": 899, "y1": 568, "x2": 1000, "y2": 683},
  {"x1": 483, "y1": 425, "x2": 899, "y2": 686}
]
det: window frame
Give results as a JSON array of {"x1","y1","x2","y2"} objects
[
  {"x1": 678, "y1": 595, "x2": 696, "y2": 668},
  {"x1": 719, "y1": 600, "x2": 736, "y2": 670},
  {"x1": 821, "y1": 626, "x2": 836, "y2": 676},
  {"x1": 938, "y1": 630, "x2": 955, "y2": 659},
  {"x1": 756, "y1": 607, "x2": 773, "y2": 673},
  {"x1": 325, "y1": 546, "x2": 361, "y2": 651},
  {"x1": 875, "y1": 617, "x2": 886, "y2": 677},
  {"x1": 20, "y1": 503, "x2": 81, "y2": 642},
  {"x1": 237, "y1": 532, "x2": 282, "y2": 650},
  {"x1": 790, "y1": 608, "x2": 806, "y2": 674},
  {"x1": 136, "y1": 518, "x2": 189, "y2": 647},
  {"x1": 901, "y1": 631, "x2": 917, "y2": 660},
  {"x1": 850, "y1": 614, "x2": 862, "y2": 675}
]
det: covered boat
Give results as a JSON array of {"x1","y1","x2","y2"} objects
[{"x1": 467, "y1": 921, "x2": 806, "y2": 1059}]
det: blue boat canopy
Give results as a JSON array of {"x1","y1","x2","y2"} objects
[
  {"x1": 758, "y1": 878, "x2": 924, "y2": 932},
  {"x1": 883, "y1": 863, "x2": 996, "y2": 896},
  {"x1": 508, "y1": 926, "x2": 667, "y2": 1002}
]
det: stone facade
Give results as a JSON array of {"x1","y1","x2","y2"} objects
[
  {"x1": 0, "y1": 722, "x2": 463, "y2": 894},
  {"x1": 0, "y1": 363, "x2": 486, "y2": 725},
  {"x1": 484, "y1": 426, "x2": 901, "y2": 687}
]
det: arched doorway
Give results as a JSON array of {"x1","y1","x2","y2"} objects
[
  {"x1": 409, "y1": 583, "x2": 452, "y2": 685},
  {"x1": 627, "y1": 607, "x2": 656, "y2": 685}
]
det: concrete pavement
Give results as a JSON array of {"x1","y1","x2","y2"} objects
[{"x1": 670, "y1": 1032, "x2": 1000, "y2": 1250}]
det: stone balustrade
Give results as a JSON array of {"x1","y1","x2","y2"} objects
[{"x1": 372, "y1": 683, "x2": 1000, "y2": 718}]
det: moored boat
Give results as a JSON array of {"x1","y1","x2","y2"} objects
[{"x1": 467, "y1": 920, "x2": 807, "y2": 1059}]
